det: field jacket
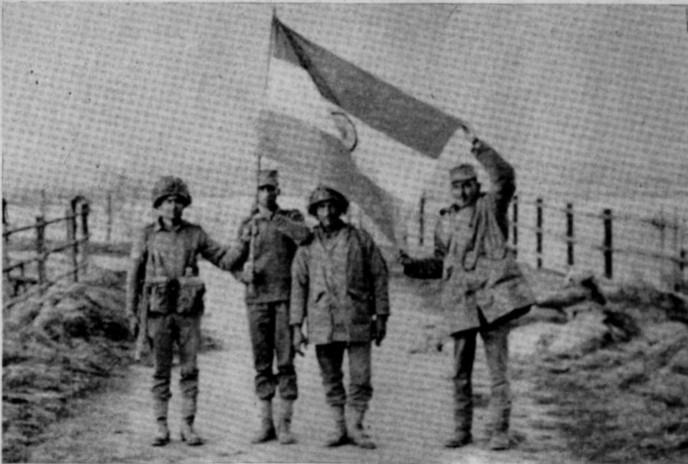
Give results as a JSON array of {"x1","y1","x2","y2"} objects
[
  {"x1": 404, "y1": 139, "x2": 535, "y2": 333},
  {"x1": 290, "y1": 224, "x2": 390, "y2": 344},
  {"x1": 125, "y1": 218, "x2": 234, "y2": 317},
  {"x1": 230, "y1": 206, "x2": 311, "y2": 304}
]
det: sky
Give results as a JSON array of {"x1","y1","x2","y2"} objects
[{"x1": 2, "y1": 3, "x2": 687, "y2": 217}]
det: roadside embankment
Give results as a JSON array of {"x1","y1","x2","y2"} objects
[{"x1": 2, "y1": 267, "x2": 131, "y2": 462}]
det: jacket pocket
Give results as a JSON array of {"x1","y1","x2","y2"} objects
[
  {"x1": 310, "y1": 290, "x2": 328, "y2": 314},
  {"x1": 348, "y1": 289, "x2": 371, "y2": 323}
]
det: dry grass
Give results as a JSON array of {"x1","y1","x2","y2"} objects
[
  {"x1": 530, "y1": 282, "x2": 688, "y2": 463},
  {"x1": 2, "y1": 267, "x2": 131, "y2": 462}
]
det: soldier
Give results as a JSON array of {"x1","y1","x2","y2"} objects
[
  {"x1": 399, "y1": 124, "x2": 535, "y2": 451},
  {"x1": 229, "y1": 170, "x2": 311, "y2": 445},
  {"x1": 290, "y1": 185, "x2": 390, "y2": 450},
  {"x1": 125, "y1": 176, "x2": 236, "y2": 447}
]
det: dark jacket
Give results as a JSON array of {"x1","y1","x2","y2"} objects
[{"x1": 230, "y1": 206, "x2": 311, "y2": 304}]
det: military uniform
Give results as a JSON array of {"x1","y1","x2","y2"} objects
[
  {"x1": 229, "y1": 170, "x2": 310, "y2": 444},
  {"x1": 290, "y1": 185, "x2": 390, "y2": 449},
  {"x1": 402, "y1": 138, "x2": 535, "y2": 449},
  {"x1": 126, "y1": 176, "x2": 236, "y2": 446}
]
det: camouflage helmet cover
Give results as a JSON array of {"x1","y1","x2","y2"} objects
[
  {"x1": 152, "y1": 176, "x2": 192, "y2": 208},
  {"x1": 307, "y1": 184, "x2": 349, "y2": 216}
]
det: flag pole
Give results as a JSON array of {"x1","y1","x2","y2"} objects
[
  {"x1": 248, "y1": 7, "x2": 277, "y2": 289},
  {"x1": 256, "y1": 7, "x2": 277, "y2": 200}
]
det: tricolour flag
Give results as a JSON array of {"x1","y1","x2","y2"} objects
[{"x1": 256, "y1": 16, "x2": 463, "y2": 244}]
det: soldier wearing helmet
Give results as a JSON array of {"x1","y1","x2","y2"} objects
[
  {"x1": 228, "y1": 169, "x2": 311, "y2": 445},
  {"x1": 290, "y1": 185, "x2": 390, "y2": 449},
  {"x1": 398, "y1": 125, "x2": 535, "y2": 451},
  {"x1": 126, "y1": 175, "x2": 237, "y2": 447}
]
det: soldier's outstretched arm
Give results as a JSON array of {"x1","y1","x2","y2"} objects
[
  {"x1": 273, "y1": 210, "x2": 311, "y2": 245},
  {"x1": 472, "y1": 140, "x2": 515, "y2": 211},
  {"x1": 462, "y1": 123, "x2": 515, "y2": 209},
  {"x1": 197, "y1": 228, "x2": 245, "y2": 272}
]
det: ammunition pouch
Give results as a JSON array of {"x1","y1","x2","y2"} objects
[
  {"x1": 145, "y1": 277, "x2": 174, "y2": 314},
  {"x1": 176, "y1": 275, "x2": 206, "y2": 315},
  {"x1": 145, "y1": 275, "x2": 206, "y2": 316}
]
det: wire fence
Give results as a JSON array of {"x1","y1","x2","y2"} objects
[
  {"x1": 2, "y1": 196, "x2": 91, "y2": 306},
  {"x1": 414, "y1": 191, "x2": 687, "y2": 292}
]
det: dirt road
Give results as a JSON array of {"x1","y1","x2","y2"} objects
[{"x1": 29, "y1": 263, "x2": 583, "y2": 464}]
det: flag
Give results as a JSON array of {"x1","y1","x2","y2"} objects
[{"x1": 256, "y1": 16, "x2": 463, "y2": 244}]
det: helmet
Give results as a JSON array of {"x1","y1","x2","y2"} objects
[
  {"x1": 307, "y1": 185, "x2": 349, "y2": 216},
  {"x1": 151, "y1": 176, "x2": 192, "y2": 208}
]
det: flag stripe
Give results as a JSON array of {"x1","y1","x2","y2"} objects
[
  {"x1": 272, "y1": 17, "x2": 461, "y2": 158},
  {"x1": 256, "y1": 108, "x2": 398, "y2": 243}
]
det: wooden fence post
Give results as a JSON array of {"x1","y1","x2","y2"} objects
[
  {"x1": 79, "y1": 202, "x2": 90, "y2": 273},
  {"x1": 35, "y1": 215, "x2": 47, "y2": 292},
  {"x1": 512, "y1": 195, "x2": 518, "y2": 257},
  {"x1": 106, "y1": 191, "x2": 112, "y2": 243},
  {"x1": 3, "y1": 199, "x2": 9, "y2": 268},
  {"x1": 603, "y1": 209, "x2": 613, "y2": 279},
  {"x1": 2, "y1": 199, "x2": 10, "y2": 296},
  {"x1": 66, "y1": 205, "x2": 79, "y2": 282},
  {"x1": 40, "y1": 189, "x2": 47, "y2": 218},
  {"x1": 536, "y1": 198, "x2": 543, "y2": 269},
  {"x1": 2, "y1": 197, "x2": 8, "y2": 228},
  {"x1": 566, "y1": 203, "x2": 574, "y2": 267},
  {"x1": 419, "y1": 191, "x2": 425, "y2": 246}
]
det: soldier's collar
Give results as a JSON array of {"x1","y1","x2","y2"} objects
[
  {"x1": 154, "y1": 217, "x2": 186, "y2": 232},
  {"x1": 255, "y1": 204, "x2": 281, "y2": 220}
]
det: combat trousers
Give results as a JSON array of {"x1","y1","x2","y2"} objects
[
  {"x1": 315, "y1": 342, "x2": 373, "y2": 412},
  {"x1": 148, "y1": 313, "x2": 201, "y2": 420},
  {"x1": 247, "y1": 301, "x2": 297, "y2": 401},
  {"x1": 452, "y1": 319, "x2": 511, "y2": 433}
]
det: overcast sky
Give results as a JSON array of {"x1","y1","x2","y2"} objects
[{"x1": 2, "y1": 3, "x2": 687, "y2": 215}]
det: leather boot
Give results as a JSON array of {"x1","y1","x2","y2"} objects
[
  {"x1": 348, "y1": 408, "x2": 376, "y2": 450},
  {"x1": 444, "y1": 405, "x2": 472, "y2": 448},
  {"x1": 324, "y1": 405, "x2": 348, "y2": 447},
  {"x1": 180, "y1": 416, "x2": 204, "y2": 446},
  {"x1": 444, "y1": 429, "x2": 472, "y2": 448},
  {"x1": 488, "y1": 407, "x2": 510, "y2": 451},
  {"x1": 151, "y1": 400, "x2": 170, "y2": 446},
  {"x1": 251, "y1": 399, "x2": 276, "y2": 444},
  {"x1": 277, "y1": 399, "x2": 297, "y2": 445}
]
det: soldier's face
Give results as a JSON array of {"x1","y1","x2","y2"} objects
[
  {"x1": 257, "y1": 185, "x2": 279, "y2": 208},
  {"x1": 451, "y1": 179, "x2": 480, "y2": 207},
  {"x1": 157, "y1": 195, "x2": 185, "y2": 222},
  {"x1": 315, "y1": 201, "x2": 340, "y2": 228}
]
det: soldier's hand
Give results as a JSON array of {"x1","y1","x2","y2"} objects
[
  {"x1": 459, "y1": 121, "x2": 478, "y2": 144},
  {"x1": 292, "y1": 325, "x2": 308, "y2": 357},
  {"x1": 397, "y1": 249, "x2": 413, "y2": 267},
  {"x1": 240, "y1": 262, "x2": 255, "y2": 284},
  {"x1": 374, "y1": 317, "x2": 387, "y2": 347}
]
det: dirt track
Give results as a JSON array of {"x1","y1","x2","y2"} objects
[{"x1": 28, "y1": 262, "x2": 584, "y2": 464}]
